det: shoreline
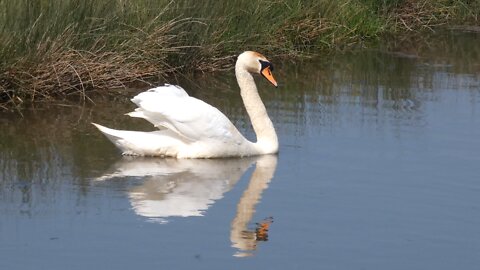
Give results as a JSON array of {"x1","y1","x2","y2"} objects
[{"x1": 1, "y1": 0, "x2": 479, "y2": 110}]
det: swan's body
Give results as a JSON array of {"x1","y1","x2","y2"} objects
[{"x1": 93, "y1": 51, "x2": 278, "y2": 158}]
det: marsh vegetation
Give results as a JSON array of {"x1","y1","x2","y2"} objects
[{"x1": 0, "y1": 0, "x2": 479, "y2": 109}]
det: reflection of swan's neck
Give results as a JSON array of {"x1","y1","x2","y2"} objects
[
  {"x1": 235, "y1": 65, "x2": 278, "y2": 154},
  {"x1": 230, "y1": 155, "x2": 278, "y2": 256}
]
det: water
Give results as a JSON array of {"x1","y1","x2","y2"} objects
[{"x1": 1, "y1": 32, "x2": 480, "y2": 269}]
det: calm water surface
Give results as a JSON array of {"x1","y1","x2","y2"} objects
[{"x1": 1, "y1": 32, "x2": 480, "y2": 269}]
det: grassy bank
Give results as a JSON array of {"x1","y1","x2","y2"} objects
[{"x1": 0, "y1": 0, "x2": 479, "y2": 109}]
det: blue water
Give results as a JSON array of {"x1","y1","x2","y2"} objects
[{"x1": 1, "y1": 32, "x2": 479, "y2": 269}]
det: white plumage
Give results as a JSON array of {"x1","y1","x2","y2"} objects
[{"x1": 93, "y1": 51, "x2": 278, "y2": 158}]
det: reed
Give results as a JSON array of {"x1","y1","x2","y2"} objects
[{"x1": 0, "y1": 0, "x2": 478, "y2": 109}]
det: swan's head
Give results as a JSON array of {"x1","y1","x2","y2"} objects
[{"x1": 237, "y1": 51, "x2": 278, "y2": 87}]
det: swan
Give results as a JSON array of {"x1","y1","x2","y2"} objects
[{"x1": 92, "y1": 51, "x2": 278, "y2": 158}]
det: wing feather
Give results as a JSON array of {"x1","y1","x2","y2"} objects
[{"x1": 128, "y1": 84, "x2": 242, "y2": 143}]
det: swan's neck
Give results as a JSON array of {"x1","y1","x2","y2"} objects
[{"x1": 235, "y1": 66, "x2": 278, "y2": 154}]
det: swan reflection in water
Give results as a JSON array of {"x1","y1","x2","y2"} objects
[{"x1": 96, "y1": 155, "x2": 278, "y2": 256}]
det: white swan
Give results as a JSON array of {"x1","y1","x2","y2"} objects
[{"x1": 92, "y1": 51, "x2": 278, "y2": 158}]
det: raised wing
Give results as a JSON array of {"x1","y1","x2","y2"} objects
[{"x1": 127, "y1": 84, "x2": 244, "y2": 143}]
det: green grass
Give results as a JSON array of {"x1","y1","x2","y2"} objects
[{"x1": 0, "y1": 0, "x2": 479, "y2": 109}]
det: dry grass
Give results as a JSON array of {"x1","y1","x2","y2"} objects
[
  {"x1": 1, "y1": 17, "x2": 186, "y2": 108},
  {"x1": 0, "y1": 0, "x2": 479, "y2": 110}
]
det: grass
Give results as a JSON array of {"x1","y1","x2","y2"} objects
[{"x1": 0, "y1": 0, "x2": 479, "y2": 109}]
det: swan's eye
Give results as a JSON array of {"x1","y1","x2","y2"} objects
[{"x1": 259, "y1": 60, "x2": 274, "y2": 72}]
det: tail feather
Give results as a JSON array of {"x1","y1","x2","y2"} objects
[
  {"x1": 92, "y1": 123, "x2": 125, "y2": 142},
  {"x1": 91, "y1": 123, "x2": 183, "y2": 156}
]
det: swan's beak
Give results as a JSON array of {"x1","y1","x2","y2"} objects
[{"x1": 261, "y1": 67, "x2": 278, "y2": 87}]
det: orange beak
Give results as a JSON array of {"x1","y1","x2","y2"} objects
[{"x1": 261, "y1": 67, "x2": 278, "y2": 87}]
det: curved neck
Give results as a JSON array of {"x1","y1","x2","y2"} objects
[{"x1": 235, "y1": 65, "x2": 278, "y2": 154}]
